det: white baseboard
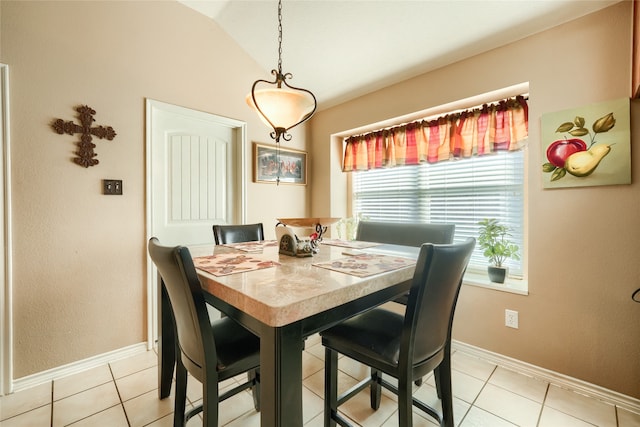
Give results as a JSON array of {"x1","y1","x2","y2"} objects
[
  {"x1": 8, "y1": 342, "x2": 149, "y2": 394},
  {"x1": 453, "y1": 340, "x2": 640, "y2": 414},
  {"x1": 7, "y1": 339, "x2": 640, "y2": 417}
]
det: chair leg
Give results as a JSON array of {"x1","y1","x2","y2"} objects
[
  {"x1": 159, "y1": 283, "x2": 177, "y2": 399},
  {"x1": 202, "y1": 365, "x2": 219, "y2": 427},
  {"x1": 370, "y1": 369, "x2": 382, "y2": 410},
  {"x1": 173, "y1": 358, "x2": 187, "y2": 427},
  {"x1": 249, "y1": 368, "x2": 260, "y2": 411},
  {"x1": 434, "y1": 362, "x2": 454, "y2": 427},
  {"x1": 414, "y1": 377, "x2": 423, "y2": 386},
  {"x1": 436, "y1": 340, "x2": 452, "y2": 400},
  {"x1": 397, "y1": 376, "x2": 413, "y2": 427},
  {"x1": 324, "y1": 348, "x2": 338, "y2": 427}
]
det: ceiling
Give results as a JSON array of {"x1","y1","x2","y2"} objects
[{"x1": 179, "y1": 0, "x2": 620, "y2": 110}]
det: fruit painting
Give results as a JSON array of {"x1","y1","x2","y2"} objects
[{"x1": 541, "y1": 98, "x2": 630, "y2": 188}]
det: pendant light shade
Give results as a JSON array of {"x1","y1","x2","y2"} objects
[
  {"x1": 247, "y1": 78, "x2": 316, "y2": 142},
  {"x1": 247, "y1": 0, "x2": 316, "y2": 143}
]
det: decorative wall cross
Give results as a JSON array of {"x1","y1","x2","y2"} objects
[{"x1": 52, "y1": 105, "x2": 117, "y2": 168}]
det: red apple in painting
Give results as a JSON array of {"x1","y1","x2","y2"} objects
[{"x1": 546, "y1": 138, "x2": 587, "y2": 168}]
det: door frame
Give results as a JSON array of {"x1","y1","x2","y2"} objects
[
  {"x1": 0, "y1": 64, "x2": 13, "y2": 396},
  {"x1": 144, "y1": 99, "x2": 247, "y2": 349}
]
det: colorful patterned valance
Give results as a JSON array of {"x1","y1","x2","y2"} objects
[{"x1": 342, "y1": 96, "x2": 528, "y2": 172}]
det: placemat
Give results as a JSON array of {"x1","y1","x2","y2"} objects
[
  {"x1": 221, "y1": 240, "x2": 279, "y2": 253},
  {"x1": 321, "y1": 239, "x2": 380, "y2": 249},
  {"x1": 313, "y1": 254, "x2": 415, "y2": 278},
  {"x1": 194, "y1": 253, "x2": 279, "y2": 276}
]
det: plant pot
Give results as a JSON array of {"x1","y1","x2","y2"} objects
[{"x1": 487, "y1": 266, "x2": 508, "y2": 284}]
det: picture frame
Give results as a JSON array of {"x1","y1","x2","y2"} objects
[
  {"x1": 253, "y1": 142, "x2": 307, "y2": 185},
  {"x1": 540, "y1": 98, "x2": 631, "y2": 189}
]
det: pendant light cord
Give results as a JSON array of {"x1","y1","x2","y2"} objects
[
  {"x1": 276, "y1": 141, "x2": 281, "y2": 185},
  {"x1": 275, "y1": 0, "x2": 283, "y2": 185},
  {"x1": 277, "y1": 0, "x2": 283, "y2": 75}
]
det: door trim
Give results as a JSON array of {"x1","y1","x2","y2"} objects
[
  {"x1": 144, "y1": 99, "x2": 246, "y2": 349},
  {"x1": 0, "y1": 64, "x2": 13, "y2": 395}
]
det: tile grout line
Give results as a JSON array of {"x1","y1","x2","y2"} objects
[
  {"x1": 107, "y1": 362, "x2": 132, "y2": 427},
  {"x1": 535, "y1": 382, "x2": 551, "y2": 427},
  {"x1": 482, "y1": 370, "x2": 550, "y2": 426},
  {"x1": 542, "y1": 384, "x2": 613, "y2": 427},
  {"x1": 455, "y1": 363, "x2": 497, "y2": 426}
]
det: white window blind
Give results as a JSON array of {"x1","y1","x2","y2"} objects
[{"x1": 352, "y1": 150, "x2": 524, "y2": 276}]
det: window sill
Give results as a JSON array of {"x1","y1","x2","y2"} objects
[{"x1": 462, "y1": 271, "x2": 528, "y2": 295}]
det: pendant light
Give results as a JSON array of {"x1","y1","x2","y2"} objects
[{"x1": 246, "y1": 0, "x2": 317, "y2": 144}]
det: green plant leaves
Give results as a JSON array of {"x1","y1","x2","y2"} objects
[
  {"x1": 555, "y1": 116, "x2": 587, "y2": 134},
  {"x1": 477, "y1": 218, "x2": 519, "y2": 267},
  {"x1": 555, "y1": 113, "x2": 615, "y2": 135},
  {"x1": 551, "y1": 167, "x2": 566, "y2": 181},
  {"x1": 556, "y1": 117, "x2": 588, "y2": 137},
  {"x1": 568, "y1": 128, "x2": 589, "y2": 136},
  {"x1": 592, "y1": 112, "x2": 615, "y2": 133},
  {"x1": 556, "y1": 122, "x2": 575, "y2": 132},
  {"x1": 542, "y1": 162, "x2": 567, "y2": 181}
]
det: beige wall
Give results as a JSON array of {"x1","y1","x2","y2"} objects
[
  {"x1": 310, "y1": 2, "x2": 640, "y2": 399},
  {"x1": 2, "y1": 0, "x2": 638, "y2": 401},
  {"x1": 1, "y1": 0, "x2": 309, "y2": 378}
]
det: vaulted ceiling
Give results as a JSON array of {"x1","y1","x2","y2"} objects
[{"x1": 179, "y1": 0, "x2": 620, "y2": 109}]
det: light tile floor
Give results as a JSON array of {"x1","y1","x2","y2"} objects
[{"x1": 1, "y1": 334, "x2": 639, "y2": 427}]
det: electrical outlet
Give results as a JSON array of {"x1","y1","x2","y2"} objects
[{"x1": 505, "y1": 309, "x2": 519, "y2": 329}]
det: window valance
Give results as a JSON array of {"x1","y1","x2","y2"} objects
[{"x1": 342, "y1": 95, "x2": 528, "y2": 172}]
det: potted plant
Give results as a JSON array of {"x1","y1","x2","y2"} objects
[{"x1": 477, "y1": 218, "x2": 520, "y2": 283}]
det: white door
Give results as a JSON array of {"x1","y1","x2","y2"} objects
[
  {"x1": 148, "y1": 100, "x2": 246, "y2": 245},
  {"x1": 145, "y1": 99, "x2": 246, "y2": 346}
]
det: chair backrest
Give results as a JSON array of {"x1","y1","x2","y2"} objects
[
  {"x1": 355, "y1": 221, "x2": 455, "y2": 247},
  {"x1": 148, "y1": 237, "x2": 215, "y2": 378},
  {"x1": 403, "y1": 238, "x2": 475, "y2": 366},
  {"x1": 212, "y1": 223, "x2": 265, "y2": 245}
]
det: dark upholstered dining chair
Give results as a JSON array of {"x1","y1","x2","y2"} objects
[
  {"x1": 211, "y1": 223, "x2": 266, "y2": 321},
  {"x1": 212, "y1": 223, "x2": 265, "y2": 245},
  {"x1": 148, "y1": 237, "x2": 260, "y2": 427},
  {"x1": 356, "y1": 221, "x2": 457, "y2": 386},
  {"x1": 356, "y1": 221, "x2": 455, "y2": 248},
  {"x1": 320, "y1": 238, "x2": 475, "y2": 427},
  {"x1": 356, "y1": 221, "x2": 455, "y2": 306}
]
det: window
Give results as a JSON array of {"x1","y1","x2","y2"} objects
[{"x1": 351, "y1": 149, "x2": 525, "y2": 277}]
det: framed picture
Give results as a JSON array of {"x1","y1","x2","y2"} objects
[
  {"x1": 253, "y1": 142, "x2": 307, "y2": 185},
  {"x1": 540, "y1": 98, "x2": 631, "y2": 189}
]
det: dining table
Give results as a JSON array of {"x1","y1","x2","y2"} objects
[{"x1": 157, "y1": 238, "x2": 420, "y2": 427}]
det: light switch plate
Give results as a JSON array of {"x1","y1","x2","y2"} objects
[{"x1": 103, "y1": 179, "x2": 123, "y2": 195}]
